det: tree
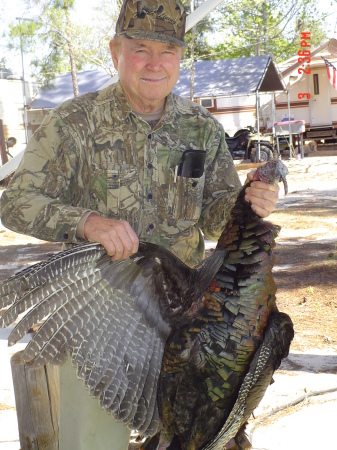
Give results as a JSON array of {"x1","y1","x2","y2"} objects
[
  {"x1": 74, "y1": 0, "x2": 122, "y2": 76},
  {"x1": 7, "y1": 0, "x2": 120, "y2": 94},
  {"x1": 6, "y1": 0, "x2": 335, "y2": 94},
  {"x1": 0, "y1": 57, "x2": 11, "y2": 75},
  {"x1": 181, "y1": 0, "x2": 216, "y2": 99},
  {"x1": 187, "y1": 0, "x2": 197, "y2": 100},
  {"x1": 180, "y1": 0, "x2": 333, "y2": 99},
  {"x1": 182, "y1": 0, "x2": 217, "y2": 63},
  {"x1": 8, "y1": 1, "x2": 81, "y2": 94},
  {"x1": 209, "y1": 0, "x2": 334, "y2": 62}
]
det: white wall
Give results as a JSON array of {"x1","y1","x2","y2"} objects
[
  {"x1": 213, "y1": 94, "x2": 256, "y2": 135},
  {"x1": 0, "y1": 78, "x2": 39, "y2": 156},
  {"x1": 261, "y1": 66, "x2": 337, "y2": 127},
  {"x1": 211, "y1": 93, "x2": 276, "y2": 135}
]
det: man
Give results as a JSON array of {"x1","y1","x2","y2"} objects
[
  {"x1": 0, "y1": 0, "x2": 279, "y2": 448},
  {"x1": 1, "y1": 0, "x2": 278, "y2": 268}
]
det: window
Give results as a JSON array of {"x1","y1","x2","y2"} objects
[
  {"x1": 200, "y1": 98, "x2": 214, "y2": 108},
  {"x1": 313, "y1": 74, "x2": 319, "y2": 95}
]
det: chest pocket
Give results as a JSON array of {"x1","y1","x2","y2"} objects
[
  {"x1": 107, "y1": 163, "x2": 141, "y2": 231},
  {"x1": 167, "y1": 169, "x2": 205, "y2": 226}
]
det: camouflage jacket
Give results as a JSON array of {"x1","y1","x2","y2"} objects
[{"x1": 1, "y1": 82, "x2": 241, "y2": 266}]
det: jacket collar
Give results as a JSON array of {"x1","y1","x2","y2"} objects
[{"x1": 109, "y1": 82, "x2": 180, "y2": 130}]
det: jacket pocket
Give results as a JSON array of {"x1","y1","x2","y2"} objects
[
  {"x1": 168, "y1": 170, "x2": 205, "y2": 224},
  {"x1": 107, "y1": 163, "x2": 140, "y2": 230}
]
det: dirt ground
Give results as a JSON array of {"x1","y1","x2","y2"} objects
[
  {"x1": 0, "y1": 152, "x2": 336, "y2": 449},
  {"x1": 266, "y1": 156, "x2": 337, "y2": 353},
  {"x1": 0, "y1": 152, "x2": 336, "y2": 353}
]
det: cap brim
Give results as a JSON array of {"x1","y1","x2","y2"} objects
[{"x1": 118, "y1": 30, "x2": 188, "y2": 49}]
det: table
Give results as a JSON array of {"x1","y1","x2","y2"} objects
[{"x1": 274, "y1": 120, "x2": 306, "y2": 158}]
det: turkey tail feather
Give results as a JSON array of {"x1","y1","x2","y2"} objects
[{"x1": 203, "y1": 312, "x2": 294, "y2": 449}]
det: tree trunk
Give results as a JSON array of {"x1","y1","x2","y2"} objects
[
  {"x1": 68, "y1": 38, "x2": 79, "y2": 97},
  {"x1": 190, "y1": 0, "x2": 196, "y2": 101},
  {"x1": 256, "y1": 25, "x2": 261, "y2": 56},
  {"x1": 65, "y1": 6, "x2": 79, "y2": 97},
  {"x1": 190, "y1": 48, "x2": 195, "y2": 101}
]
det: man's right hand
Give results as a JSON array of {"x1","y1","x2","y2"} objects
[{"x1": 83, "y1": 215, "x2": 139, "y2": 262}]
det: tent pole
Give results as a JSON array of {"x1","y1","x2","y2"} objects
[
  {"x1": 185, "y1": 0, "x2": 224, "y2": 30},
  {"x1": 271, "y1": 93, "x2": 277, "y2": 156},
  {"x1": 256, "y1": 90, "x2": 261, "y2": 161},
  {"x1": 271, "y1": 93, "x2": 275, "y2": 137},
  {"x1": 287, "y1": 90, "x2": 294, "y2": 158}
]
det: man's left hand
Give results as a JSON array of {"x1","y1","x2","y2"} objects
[{"x1": 244, "y1": 171, "x2": 279, "y2": 218}]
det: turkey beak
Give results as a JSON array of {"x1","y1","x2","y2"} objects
[{"x1": 281, "y1": 175, "x2": 288, "y2": 195}]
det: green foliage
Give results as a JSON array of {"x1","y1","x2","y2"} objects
[
  {"x1": 7, "y1": 1, "x2": 76, "y2": 84},
  {"x1": 184, "y1": 0, "x2": 335, "y2": 63},
  {"x1": 4, "y1": 0, "x2": 336, "y2": 86},
  {"x1": 75, "y1": 0, "x2": 121, "y2": 75},
  {"x1": 6, "y1": 0, "x2": 118, "y2": 86},
  {"x1": 0, "y1": 57, "x2": 11, "y2": 72},
  {"x1": 181, "y1": 0, "x2": 216, "y2": 66}
]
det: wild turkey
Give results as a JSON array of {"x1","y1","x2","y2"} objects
[{"x1": 0, "y1": 160, "x2": 294, "y2": 449}]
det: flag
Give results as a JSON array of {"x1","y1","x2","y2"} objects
[{"x1": 322, "y1": 56, "x2": 337, "y2": 91}]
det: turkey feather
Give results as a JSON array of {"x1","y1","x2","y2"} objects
[{"x1": 0, "y1": 161, "x2": 293, "y2": 445}]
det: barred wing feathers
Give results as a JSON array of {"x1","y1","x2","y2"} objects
[{"x1": 0, "y1": 241, "x2": 224, "y2": 435}]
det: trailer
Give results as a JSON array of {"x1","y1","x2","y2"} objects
[{"x1": 261, "y1": 38, "x2": 337, "y2": 148}]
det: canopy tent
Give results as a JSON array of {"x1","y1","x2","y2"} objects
[
  {"x1": 172, "y1": 56, "x2": 286, "y2": 159},
  {"x1": 173, "y1": 55, "x2": 285, "y2": 98},
  {"x1": 30, "y1": 69, "x2": 111, "y2": 110},
  {"x1": 29, "y1": 56, "x2": 284, "y2": 111},
  {"x1": 1, "y1": 55, "x2": 286, "y2": 181}
]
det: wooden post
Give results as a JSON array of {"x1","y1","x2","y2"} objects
[
  {"x1": 235, "y1": 162, "x2": 266, "y2": 171},
  {"x1": 10, "y1": 351, "x2": 59, "y2": 450},
  {"x1": 0, "y1": 119, "x2": 12, "y2": 186},
  {"x1": 0, "y1": 119, "x2": 8, "y2": 166}
]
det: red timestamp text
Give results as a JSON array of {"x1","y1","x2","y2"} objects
[{"x1": 298, "y1": 31, "x2": 311, "y2": 100}]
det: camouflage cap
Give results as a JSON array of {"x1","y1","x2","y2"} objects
[{"x1": 116, "y1": 0, "x2": 187, "y2": 48}]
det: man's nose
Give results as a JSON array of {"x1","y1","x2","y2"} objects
[{"x1": 146, "y1": 53, "x2": 162, "y2": 70}]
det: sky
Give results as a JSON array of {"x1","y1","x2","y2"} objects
[
  {"x1": 0, "y1": 0, "x2": 96, "y2": 76},
  {"x1": 1, "y1": 0, "x2": 337, "y2": 77}
]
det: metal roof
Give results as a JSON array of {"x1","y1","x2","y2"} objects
[
  {"x1": 29, "y1": 69, "x2": 111, "y2": 109},
  {"x1": 29, "y1": 56, "x2": 284, "y2": 110},
  {"x1": 173, "y1": 56, "x2": 285, "y2": 98}
]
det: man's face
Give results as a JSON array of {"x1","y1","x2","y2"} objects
[{"x1": 110, "y1": 38, "x2": 182, "y2": 113}]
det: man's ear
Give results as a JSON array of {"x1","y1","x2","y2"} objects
[{"x1": 109, "y1": 39, "x2": 119, "y2": 70}]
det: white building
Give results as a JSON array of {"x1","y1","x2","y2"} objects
[{"x1": 0, "y1": 70, "x2": 38, "y2": 158}]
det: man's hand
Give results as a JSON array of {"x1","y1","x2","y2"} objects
[
  {"x1": 244, "y1": 170, "x2": 280, "y2": 218},
  {"x1": 84, "y1": 215, "x2": 139, "y2": 261}
]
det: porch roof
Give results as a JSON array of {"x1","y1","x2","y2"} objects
[{"x1": 280, "y1": 38, "x2": 337, "y2": 77}]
